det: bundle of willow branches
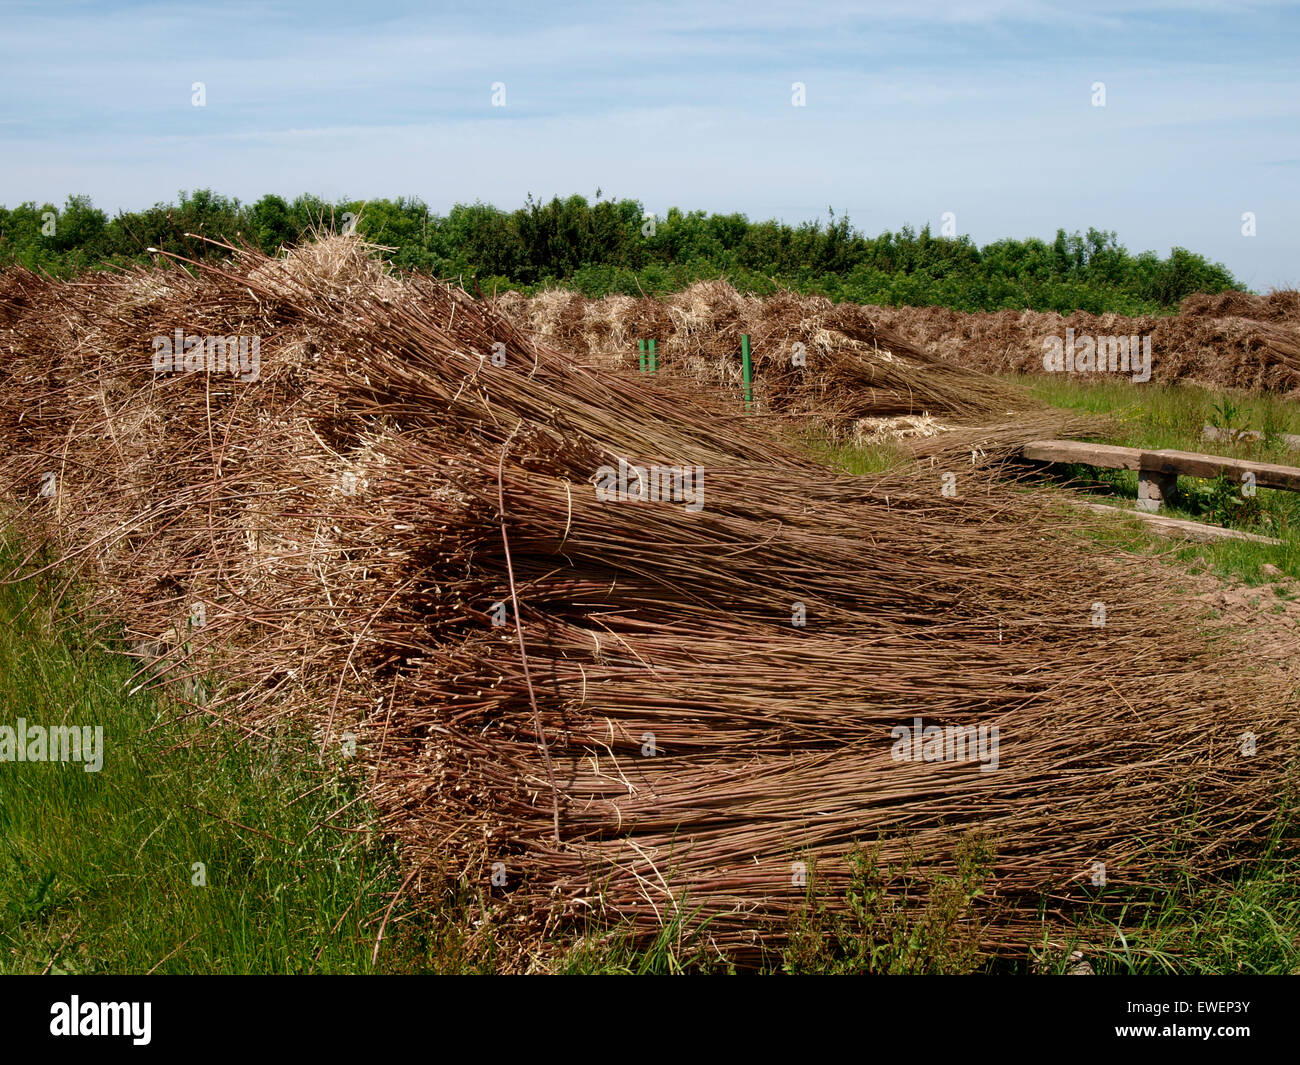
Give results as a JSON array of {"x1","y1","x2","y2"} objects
[{"x1": 0, "y1": 238, "x2": 1291, "y2": 964}]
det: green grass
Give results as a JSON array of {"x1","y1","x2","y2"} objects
[
  {"x1": 784, "y1": 836, "x2": 994, "y2": 975},
  {"x1": 1003, "y1": 374, "x2": 1300, "y2": 583},
  {"x1": 1013, "y1": 374, "x2": 1300, "y2": 451},
  {"x1": 1033, "y1": 794, "x2": 1300, "y2": 975},
  {"x1": 799, "y1": 431, "x2": 908, "y2": 475},
  {"x1": 1016, "y1": 461, "x2": 1300, "y2": 587},
  {"x1": 0, "y1": 538, "x2": 422, "y2": 974}
]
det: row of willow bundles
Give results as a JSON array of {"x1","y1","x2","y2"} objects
[
  {"x1": 500, "y1": 281, "x2": 1300, "y2": 399},
  {"x1": 1, "y1": 237, "x2": 1294, "y2": 965},
  {"x1": 494, "y1": 280, "x2": 1105, "y2": 460}
]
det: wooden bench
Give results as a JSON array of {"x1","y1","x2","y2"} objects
[{"x1": 1021, "y1": 439, "x2": 1300, "y2": 513}]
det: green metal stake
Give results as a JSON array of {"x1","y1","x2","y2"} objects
[
  {"x1": 741, "y1": 333, "x2": 753, "y2": 410},
  {"x1": 638, "y1": 338, "x2": 647, "y2": 372},
  {"x1": 648, "y1": 339, "x2": 657, "y2": 373}
]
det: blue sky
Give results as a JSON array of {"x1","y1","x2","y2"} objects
[{"x1": 1, "y1": 0, "x2": 1296, "y2": 288}]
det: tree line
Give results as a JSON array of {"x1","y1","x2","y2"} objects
[{"x1": 0, "y1": 190, "x2": 1243, "y2": 315}]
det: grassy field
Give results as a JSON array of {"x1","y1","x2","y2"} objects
[{"x1": 1017, "y1": 375, "x2": 1300, "y2": 449}]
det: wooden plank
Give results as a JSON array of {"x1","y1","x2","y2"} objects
[
  {"x1": 1072, "y1": 502, "x2": 1281, "y2": 544},
  {"x1": 1140, "y1": 448, "x2": 1300, "y2": 491},
  {"x1": 1022, "y1": 439, "x2": 1144, "y2": 469},
  {"x1": 1022, "y1": 439, "x2": 1300, "y2": 492}
]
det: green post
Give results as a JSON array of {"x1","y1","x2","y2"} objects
[
  {"x1": 741, "y1": 333, "x2": 753, "y2": 410},
  {"x1": 638, "y1": 338, "x2": 647, "y2": 372},
  {"x1": 648, "y1": 339, "x2": 657, "y2": 373}
]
